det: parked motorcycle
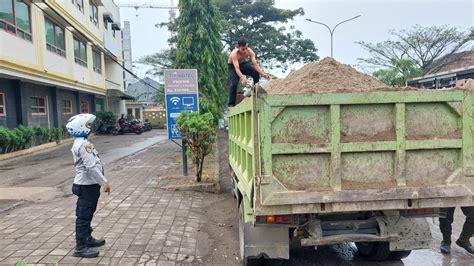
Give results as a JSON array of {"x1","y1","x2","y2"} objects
[
  {"x1": 118, "y1": 118, "x2": 143, "y2": 134},
  {"x1": 96, "y1": 124, "x2": 119, "y2": 136},
  {"x1": 142, "y1": 119, "x2": 153, "y2": 132},
  {"x1": 95, "y1": 117, "x2": 119, "y2": 136}
]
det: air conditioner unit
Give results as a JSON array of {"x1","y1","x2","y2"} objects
[
  {"x1": 112, "y1": 22, "x2": 121, "y2": 31},
  {"x1": 103, "y1": 12, "x2": 113, "y2": 22}
]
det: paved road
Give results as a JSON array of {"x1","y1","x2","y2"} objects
[
  {"x1": 0, "y1": 130, "x2": 472, "y2": 265},
  {"x1": 0, "y1": 140, "x2": 208, "y2": 265},
  {"x1": 0, "y1": 130, "x2": 167, "y2": 204}
]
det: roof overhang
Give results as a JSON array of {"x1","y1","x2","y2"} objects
[{"x1": 106, "y1": 89, "x2": 135, "y2": 100}]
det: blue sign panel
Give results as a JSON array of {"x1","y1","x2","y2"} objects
[
  {"x1": 166, "y1": 94, "x2": 199, "y2": 139},
  {"x1": 164, "y1": 69, "x2": 199, "y2": 140}
]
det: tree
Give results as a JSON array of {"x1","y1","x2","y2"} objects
[
  {"x1": 176, "y1": 111, "x2": 216, "y2": 182},
  {"x1": 372, "y1": 59, "x2": 423, "y2": 87},
  {"x1": 152, "y1": 89, "x2": 166, "y2": 106},
  {"x1": 142, "y1": 0, "x2": 319, "y2": 74},
  {"x1": 175, "y1": 0, "x2": 227, "y2": 120},
  {"x1": 216, "y1": 0, "x2": 318, "y2": 70},
  {"x1": 137, "y1": 49, "x2": 175, "y2": 77},
  {"x1": 357, "y1": 25, "x2": 473, "y2": 72}
]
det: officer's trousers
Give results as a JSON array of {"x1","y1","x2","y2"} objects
[{"x1": 72, "y1": 184, "x2": 100, "y2": 241}]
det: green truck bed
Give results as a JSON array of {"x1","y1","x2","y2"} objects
[{"x1": 229, "y1": 89, "x2": 474, "y2": 221}]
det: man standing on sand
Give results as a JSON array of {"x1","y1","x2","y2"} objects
[{"x1": 227, "y1": 37, "x2": 269, "y2": 107}]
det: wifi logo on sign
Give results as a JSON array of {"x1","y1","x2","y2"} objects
[{"x1": 170, "y1": 97, "x2": 180, "y2": 105}]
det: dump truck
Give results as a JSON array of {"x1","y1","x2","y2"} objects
[{"x1": 228, "y1": 85, "x2": 474, "y2": 262}]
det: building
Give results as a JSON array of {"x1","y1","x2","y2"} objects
[
  {"x1": 0, "y1": 0, "x2": 130, "y2": 129},
  {"x1": 121, "y1": 20, "x2": 136, "y2": 90},
  {"x1": 407, "y1": 50, "x2": 474, "y2": 89},
  {"x1": 125, "y1": 77, "x2": 163, "y2": 120}
]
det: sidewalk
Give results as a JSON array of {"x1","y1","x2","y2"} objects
[{"x1": 0, "y1": 140, "x2": 211, "y2": 265}]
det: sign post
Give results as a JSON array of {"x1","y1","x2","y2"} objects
[{"x1": 164, "y1": 69, "x2": 199, "y2": 176}]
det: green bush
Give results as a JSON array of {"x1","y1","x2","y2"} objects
[
  {"x1": 50, "y1": 128, "x2": 61, "y2": 144},
  {"x1": 175, "y1": 111, "x2": 216, "y2": 182},
  {"x1": 17, "y1": 125, "x2": 33, "y2": 148},
  {"x1": 33, "y1": 126, "x2": 51, "y2": 145},
  {"x1": 0, "y1": 125, "x2": 67, "y2": 154},
  {"x1": 61, "y1": 124, "x2": 69, "y2": 139},
  {"x1": 0, "y1": 127, "x2": 11, "y2": 153},
  {"x1": 11, "y1": 127, "x2": 28, "y2": 150},
  {"x1": 94, "y1": 111, "x2": 118, "y2": 131}
]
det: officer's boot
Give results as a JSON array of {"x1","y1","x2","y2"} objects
[
  {"x1": 440, "y1": 233, "x2": 451, "y2": 254},
  {"x1": 86, "y1": 227, "x2": 105, "y2": 247},
  {"x1": 74, "y1": 239, "x2": 99, "y2": 258},
  {"x1": 86, "y1": 236, "x2": 106, "y2": 247},
  {"x1": 456, "y1": 223, "x2": 474, "y2": 254}
]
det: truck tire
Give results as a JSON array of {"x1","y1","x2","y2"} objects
[
  {"x1": 231, "y1": 173, "x2": 237, "y2": 199},
  {"x1": 388, "y1": 250, "x2": 411, "y2": 260},
  {"x1": 355, "y1": 241, "x2": 391, "y2": 261}
]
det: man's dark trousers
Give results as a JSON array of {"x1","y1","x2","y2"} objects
[
  {"x1": 228, "y1": 62, "x2": 260, "y2": 106},
  {"x1": 439, "y1": 206, "x2": 474, "y2": 242},
  {"x1": 72, "y1": 184, "x2": 100, "y2": 241}
]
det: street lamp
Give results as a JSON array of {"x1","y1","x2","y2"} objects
[{"x1": 306, "y1": 15, "x2": 361, "y2": 58}]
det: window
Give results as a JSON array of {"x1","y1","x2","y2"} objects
[
  {"x1": 45, "y1": 18, "x2": 66, "y2": 57},
  {"x1": 127, "y1": 108, "x2": 133, "y2": 117},
  {"x1": 31, "y1": 96, "x2": 46, "y2": 115},
  {"x1": 92, "y1": 49, "x2": 101, "y2": 73},
  {"x1": 80, "y1": 100, "x2": 89, "y2": 113},
  {"x1": 72, "y1": 0, "x2": 84, "y2": 13},
  {"x1": 73, "y1": 37, "x2": 87, "y2": 67},
  {"x1": 0, "y1": 0, "x2": 32, "y2": 41},
  {"x1": 89, "y1": 0, "x2": 98, "y2": 27},
  {"x1": 63, "y1": 99, "x2": 72, "y2": 114},
  {"x1": 0, "y1": 93, "x2": 5, "y2": 116},
  {"x1": 135, "y1": 108, "x2": 140, "y2": 119}
]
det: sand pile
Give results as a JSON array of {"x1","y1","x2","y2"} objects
[
  {"x1": 456, "y1": 79, "x2": 474, "y2": 90},
  {"x1": 265, "y1": 57, "x2": 394, "y2": 95}
]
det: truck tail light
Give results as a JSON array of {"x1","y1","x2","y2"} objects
[
  {"x1": 259, "y1": 215, "x2": 293, "y2": 224},
  {"x1": 403, "y1": 208, "x2": 438, "y2": 217},
  {"x1": 407, "y1": 208, "x2": 434, "y2": 215}
]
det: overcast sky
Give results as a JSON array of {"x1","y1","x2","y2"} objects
[{"x1": 114, "y1": 0, "x2": 473, "y2": 78}]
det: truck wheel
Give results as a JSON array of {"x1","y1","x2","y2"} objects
[
  {"x1": 231, "y1": 173, "x2": 237, "y2": 199},
  {"x1": 388, "y1": 250, "x2": 411, "y2": 260},
  {"x1": 355, "y1": 242, "x2": 391, "y2": 261}
]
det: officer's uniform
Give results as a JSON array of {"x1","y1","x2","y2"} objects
[{"x1": 71, "y1": 137, "x2": 107, "y2": 242}]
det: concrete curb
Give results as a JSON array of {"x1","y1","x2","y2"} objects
[
  {"x1": 161, "y1": 182, "x2": 220, "y2": 193},
  {"x1": 0, "y1": 138, "x2": 74, "y2": 161}
]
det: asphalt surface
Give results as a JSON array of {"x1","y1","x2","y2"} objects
[
  {"x1": 0, "y1": 130, "x2": 473, "y2": 265},
  {"x1": 0, "y1": 130, "x2": 167, "y2": 205}
]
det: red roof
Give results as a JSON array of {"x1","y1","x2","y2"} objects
[{"x1": 426, "y1": 50, "x2": 474, "y2": 74}]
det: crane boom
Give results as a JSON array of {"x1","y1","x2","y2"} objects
[{"x1": 117, "y1": 4, "x2": 178, "y2": 9}]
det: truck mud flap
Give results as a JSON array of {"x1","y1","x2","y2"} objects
[
  {"x1": 239, "y1": 203, "x2": 289, "y2": 260},
  {"x1": 241, "y1": 223, "x2": 290, "y2": 259}
]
